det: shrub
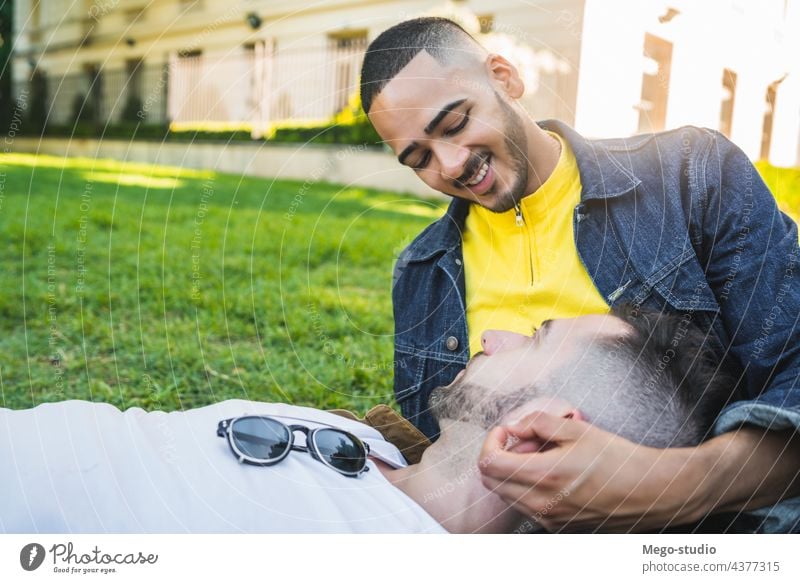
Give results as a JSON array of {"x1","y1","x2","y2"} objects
[{"x1": 33, "y1": 89, "x2": 382, "y2": 147}]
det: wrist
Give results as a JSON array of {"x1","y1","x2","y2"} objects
[
  {"x1": 663, "y1": 444, "x2": 719, "y2": 523},
  {"x1": 689, "y1": 432, "x2": 747, "y2": 516}
]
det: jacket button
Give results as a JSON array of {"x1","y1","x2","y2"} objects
[
  {"x1": 455, "y1": 258, "x2": 462, "y2": 266},
  {"x1": 445, "y1": 336, "x2": 459, "y2": 351}
]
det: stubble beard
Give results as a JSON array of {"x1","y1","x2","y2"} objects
[{"x1": 483, "y1": 92, "x2": 530, "y2": 213}]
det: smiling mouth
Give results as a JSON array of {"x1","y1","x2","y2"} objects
[
  {"x1": 466, "y1": 157, "x2": 489, "y2": 186},
  {"x1": 457, "y1": 154, "x2": 494, "y2": 196}
]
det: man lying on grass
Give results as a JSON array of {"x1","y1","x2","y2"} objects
[{"x1": 1, "y1": 306, "x2": 730, "y2": 533}]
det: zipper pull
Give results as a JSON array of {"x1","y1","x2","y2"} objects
[{"x1": 514, "y1": 203, "x2": 524, "y2": 227}]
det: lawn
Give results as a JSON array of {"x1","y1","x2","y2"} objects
[
  {"x1": 0, "y1": 153, "x2": 445, "y2": 413},
  {"x1": 755, "y1": 161, "x2": 800, "y2": 224},
  {"x1": 0, "y1": 154, "x2": 797, "y2": 414}
]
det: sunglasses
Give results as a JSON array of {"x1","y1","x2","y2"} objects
[{"x1": 216, "y1": 416, "x2": 370, "y2": 478}]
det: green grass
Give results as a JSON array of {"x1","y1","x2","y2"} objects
[
  {"x1": 1, "y1": 154, "x2": 797, "y2": 414},
  {"x1": 0, "y1": 153, "x2": 445, "y2": 412},
  {"x1": 756, "y1": 161, "x2": 800, "y2": 225}
]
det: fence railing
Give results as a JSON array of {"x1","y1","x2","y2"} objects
[
  {"x1": 24, "y1": 39, "x2": 367, "y2": 133},
  {"x1": 169, "y1": 39, "x2": 367, "y2": 132},
  {"x1": 37, "y1": 62, "x2": 168, "y2": 127}
]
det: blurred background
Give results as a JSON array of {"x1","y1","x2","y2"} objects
[
  {"x1": 5, "y1": 0, "x2": 800, "y2": 167},
  {"x1": 0, "y1": 0, "x2": 798, "y2": 413}
]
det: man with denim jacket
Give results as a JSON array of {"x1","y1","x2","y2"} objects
[{"x1": 360, "y1": 17, "x2": 800, "y2": 532}]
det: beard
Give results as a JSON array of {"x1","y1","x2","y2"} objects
[
  {"x1": 429, "y1": 375, "x2": 539, "y2": 430},
  {"x1": 483, "y1": 90, "x2": 530, "y2": 213}
]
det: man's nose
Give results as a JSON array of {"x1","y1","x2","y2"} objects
[
  {"x1": 435, "y1": 142, "x2": 470, "y2": 181},
  {"x1": 480, "y1": 330, "x2": 530, "y2": 355}
]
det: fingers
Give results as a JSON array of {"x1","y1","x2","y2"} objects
[
  {"x1": 507, "y1": 437, "x2": 545, "y2": 454},
  {"x1": 478, "y1": 412, "x2": 588, "y2": 482},
  {"x1": 505, "y1": 410, "x2": 588, "y2": 443}
]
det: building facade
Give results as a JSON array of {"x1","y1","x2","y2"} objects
[{"x1": 9, "y1": 0, "x2": 800, "y2": 165}]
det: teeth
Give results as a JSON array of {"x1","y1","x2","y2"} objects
[{"x1": 467, "y1": 161, "x2": 489, "y2": 186}]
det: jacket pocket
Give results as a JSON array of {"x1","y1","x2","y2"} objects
[
  {"x1": 393, "y1": 344, "x2": 426, "y2": 422},
  {"x1": 645, "y1": 247, "x2": 720, "y2": 313}
]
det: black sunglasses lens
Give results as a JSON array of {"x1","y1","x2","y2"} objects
[
  {"x1": 313, "y1": 428, "x2": 366, "y2": 474},
  {"x1": 231, "y1": 417, "x2": 290, "y2": 461}
]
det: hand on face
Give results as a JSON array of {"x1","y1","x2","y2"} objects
[
  {"x1": 477, "y1": 411, "x2": 703, "y2": 532},
  {"x1": 501, "y1": 395, "x2": 585, "y2": 454}
]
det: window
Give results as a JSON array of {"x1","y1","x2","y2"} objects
[
  {"x1": 719, "y1": 69, "x2": 737, "y2": 138},
  {"x1": 477, "y1": 14, "x2": 495, "y2": 34},
  {"x1": 328, "y1": 31, "x2": 367, "y2": 113},
  {"x1": 637, "y1": 33, "x2": 672, "y2": 133}
]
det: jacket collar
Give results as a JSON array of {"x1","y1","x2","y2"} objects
[
  {"x1": 402, "y1": 121, "x2": 641, "y2": 262},
  {"x1": 539, "y1": 119, "x2": 642, "y2": 201},
  {"x1": 403, "y1": 197, "x2": 469, "y2": 263}
]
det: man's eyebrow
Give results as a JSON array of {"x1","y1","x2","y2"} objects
[{"x1": 424, "y1": 98, "x2": 467, "y2": 135}]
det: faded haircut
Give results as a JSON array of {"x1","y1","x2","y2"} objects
[
  {"x1": 430, "y1": 305, "x2": 732, "y2": 448},
  {"x1": 359, "y1": 17, "x2": 486, "y2": 114}
]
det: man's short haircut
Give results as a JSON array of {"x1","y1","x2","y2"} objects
[
  {"x1": 430, "y1": 305, "x2": 732, "y2": 448},
  {"x1": 359, "y1": 17, "x2": 484, "y2": 114}
]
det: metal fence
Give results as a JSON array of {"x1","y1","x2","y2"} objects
[
  {"x1": 24, "y1": 38, "x2": 366, "y2": 131},
  {"x1": 36, "y1": 62, "x2": 168, "y2": 127},
  {"x1": 169, "y1": 38, "x2": 367, "y2": 130}
]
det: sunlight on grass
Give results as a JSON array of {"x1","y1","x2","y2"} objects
[
  {"x1": 0, "y1": 152, "x2": 436, "y2": 414},
  {"x1": 0, "y1": 153, "x2": 215, "y2": 180},
  {"x1": 379, "y1": 200, "x2": 444, "y2": 219},
  {"x1": 80, "y1": 171, "x2": 184, "y2": 189},
  {"x1": 333, "y1": 192, "x2": 444, "y2": 219},
  {"x1": 756, "y1": 161, "x2": 800, "y2": 225}
]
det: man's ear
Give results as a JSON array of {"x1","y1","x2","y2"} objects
[{"x1": 485, "y1": 53, "x2": 525, "y2": 99}]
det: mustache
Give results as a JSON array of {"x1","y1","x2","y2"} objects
[{"x1": 454, "y1": 151, "x2": 490, "y2": 188}]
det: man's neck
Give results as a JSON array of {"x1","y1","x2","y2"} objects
[
  {"x1": 524, "y1": 122, "x2": 563, "y2": 196},
  {"x1": 374, "y1": 421, "x2": 524, "y2": 533}
]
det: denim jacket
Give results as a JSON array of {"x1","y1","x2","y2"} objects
[{"x1": 392, "y1": 120, "x2": 800, "y2": 532}]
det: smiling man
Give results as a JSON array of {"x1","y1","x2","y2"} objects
[{"x1": 360, "y1": 17, "x2": 800, "y2": 532}]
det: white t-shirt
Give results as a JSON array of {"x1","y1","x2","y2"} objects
[{"x1": 0, "y1": 400, "x2": 445, "y2": 533}]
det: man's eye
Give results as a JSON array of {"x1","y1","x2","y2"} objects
[
  {"x1": 443, "y1": 109, "x2": 470, "y2": 137},
  {"x1": 413, "y1": 152, "x2": 431, "y2": 170}
]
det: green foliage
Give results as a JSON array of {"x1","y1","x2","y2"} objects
[
  {"x1": 31, "y1": 89, "x2": 380, "y2": 147},
  {"x1": 36, "y1": 117, "x2": 380, "y2": 147},
  {"x1": 270, "y1": 119, "x2": 380, "y2": 146},
  {"x1": 0, "y1": 0, "x2": 12, "y2": 131},
  {"x1": 0, "y1": 153, "x2": 445, "y2": 414},
  {"x1": 755, "y1": 161, "x2": 800, "y2": 225},
  {"x1": 258, "y1": 91, "x2": 380, "y2": 146}
]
